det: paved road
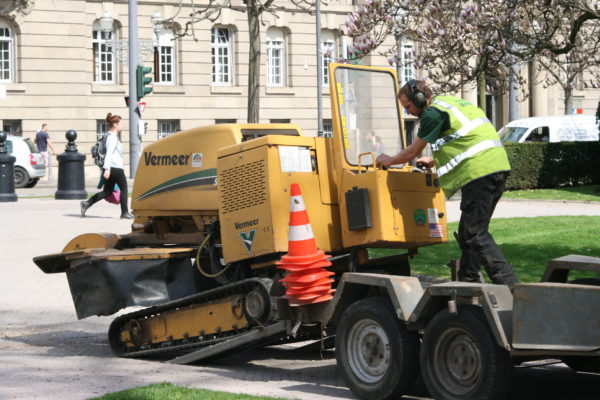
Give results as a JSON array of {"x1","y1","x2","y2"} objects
[{"x1": 1, "y1": 191, "x2": 599, "y2": 400}]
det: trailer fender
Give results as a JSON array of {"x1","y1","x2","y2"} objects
[
  {"x1": 409, "y1": 282, "x2": 513, "y2": 350},
  {"x1": 322, "y1": 273, "x2": 424, "y2": 327}
]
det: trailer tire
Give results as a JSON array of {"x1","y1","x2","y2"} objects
[
  {"x1": 420, "y1": 305, "x2": 512, "y2": 400},
  {"x1": 335, "y1": 297, "x2": 419, "y2": 400},
  {"x1": 563, "y1": 357, "x2": 600, "y2": 373}
]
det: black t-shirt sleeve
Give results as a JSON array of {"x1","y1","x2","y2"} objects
[{"x1": 417, "y1": 107, "x2": 450, "y2": 144}]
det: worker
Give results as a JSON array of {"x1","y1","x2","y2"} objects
[{"x1": 376, "y1": 79, "x2": 519, "y2": 288}]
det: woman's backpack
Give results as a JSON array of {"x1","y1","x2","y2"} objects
[{"x1": 91, "y1": 133, "x2": 108, "y2": 167}]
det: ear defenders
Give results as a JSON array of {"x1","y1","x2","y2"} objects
[{"x1": 407, "y1": 79, "x2": 427, "y2": 108}]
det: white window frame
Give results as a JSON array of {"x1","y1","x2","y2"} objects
[
  {"x1": 321, "y1": 31, "x2": 336, "y2": 87},
  {"x1": 92, "y1": 25, "x2": 116, "y2": 84},
  {"x1": 323, "y1": 119, "x2": 333, "y2": 136},
  {"x1": 211, "y1": 27, "x2": 233, "y2": 86},
  {"x1": 399, "y1": 41, "x2": 415, "y2": 85},
  {"x1": 158, "y1": 119, "x2": 180, "y2": 140},
  {"x1": 0, "y1": 23, "x2": 14, "y2": 82},
  {"x1": 266, "y1": 28, "x2": 285, "y2": 87},
  {"x1": 96, "y1": 120, "x2": 108, "y2": 141},
  {"x1": 155, "y1": 30, "x2": 176, "y2": 85}
]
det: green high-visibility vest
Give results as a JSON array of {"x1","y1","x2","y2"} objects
[{"x1": 429, "y1": 96, "x2": 511, "y2": 197}]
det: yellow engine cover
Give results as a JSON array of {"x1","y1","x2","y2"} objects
[{"x1": 217, "y1": 134, "x2": 341, "y2": 264}]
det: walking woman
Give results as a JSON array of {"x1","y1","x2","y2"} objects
[{"x1": 80, "y1": 113, "x2": 134, "y2": 219}]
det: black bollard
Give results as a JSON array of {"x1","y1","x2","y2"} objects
[
  {"x1": 55, "y1": 130, "x2": 88, "y2": 200},
  {"x1": 0, "y1": 131, "x2": 17, "y2": 202}
]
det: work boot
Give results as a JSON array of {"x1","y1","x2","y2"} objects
[
  {"x1": 80, "y1": 200, "x2": 90, "y2": 217},
  {"x1": 120, "y1": 212, "x2": 135, "y2": 219}
]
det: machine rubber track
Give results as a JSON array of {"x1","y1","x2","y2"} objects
[{"x1": 108, "y1": 277, "x2": 286, "y2": 360}]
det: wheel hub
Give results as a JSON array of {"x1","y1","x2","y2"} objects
[
  {"x1": 348, "y1": 319, "x2": 390, "y2": 383},
  {"x1": 434, "y1": 327, "x2": 482, "y2": 394},
  {"x1": 445, "y1": 333, "x2": 480, "y2": 385}
]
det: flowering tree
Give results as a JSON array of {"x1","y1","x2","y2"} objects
[
  {"x1": 0, "y1": 0, "x2": 34, "y2": 14},
  {"x1": 342, "y1": 0, "x2": 600, "y2": 113},
  {"x1": 165, "y1": 0, "x2": 317, "y2": 123}
]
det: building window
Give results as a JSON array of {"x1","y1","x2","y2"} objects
[
  {"x1": 399, "y1": 41, "x2": 415, "y2": 85},
  {"x1": 215, "y1": 119, "x2": 237, "y2": 124},
  {"x1": 96, "y1": 120, "x2": 108, "y2": 141},
  {"x1": 270, "y1": 119, "x2": 290, "y2": 124},
  {"x1": 158, "y1": 119, "x2": 180, "y2": 139},
  {"x1": 3, "y1": 119, "x2": 22, "y2": 136},
  {"x1": 0, "y1": 23, "x2": 13, "y2": 82},
  {"x1": 154, "y1": 29, "x2": 176, "y2": 84},
  {"x1": 212, "y1": 27, "x2": 233, "y2": 85},
  {"x1": 93, "y1": 24, "x2": 116, "y2": 83},
  {"x1": 321, "y1": 30, "x2": 336, "y2": 87},
  {"x1": 266, "y1": 28, "x2": 285, "y2": 87},
  {"x1": 323, "y1": 119, "x2": 333, "y2": 136}
]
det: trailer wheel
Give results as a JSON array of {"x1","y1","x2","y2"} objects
[
  {"x1": 335, "y1": 297, "x2": 419, "y2": 400},
  {"x1": 563, "y1": 357, "x2": 600, "y2": 373},
  {"x1": 420, "y1": 305, "x2": 512, "y2": 400}
]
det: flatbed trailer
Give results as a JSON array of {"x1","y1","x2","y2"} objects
[{"x1": 326, "y1": 254, "x2": 600, "y2": 400}]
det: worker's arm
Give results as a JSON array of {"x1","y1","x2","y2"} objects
[
  {"x1": 47, "y1": 138, "x2": 57, "y2": 155},
  {"x1": 376, "y1": 137, "x2": 428, "y2": 167}
]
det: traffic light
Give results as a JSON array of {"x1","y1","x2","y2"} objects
[{"x1": 136, "y1": 65, "x2": 152, "y2": 100}]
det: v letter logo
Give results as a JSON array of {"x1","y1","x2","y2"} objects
[{"x1": 239, "y1": 229, "x2": 256, "y2": 253}]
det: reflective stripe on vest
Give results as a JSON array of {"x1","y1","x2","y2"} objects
[
  {"x1": 432, "y1": 98, "x2": 471, "y2": 126},
  {"x1": 437, "y1": 139, "x2": 504, "y2": 177},
  {"x1": 431, "y1": 117, "x2": 490, "y2": 152}
]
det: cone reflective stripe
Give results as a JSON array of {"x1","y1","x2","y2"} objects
[{"x1": 278, "y1": 183, "x2": 335, "y2": 306}]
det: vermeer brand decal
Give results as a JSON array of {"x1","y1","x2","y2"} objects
[
  {"x1": 239, "y1": 229, "x2": 256, "y2": 253},
  {"x1": 235, "y1": 219, "x2": 259, "y2": 230},
  {"x1": 236, "y1": 219, "x2": 259, "y2": 253},
  {"x1": 144, "y1": 152, "x2": 190, "y2": 166}
]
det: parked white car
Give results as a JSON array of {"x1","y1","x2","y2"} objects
[
  {"x1": 498, "y1": 115, "x2": 599, "y2": 143},
  {"x1": 4, "y1": 134, "x2": 46, "y2": 188}
]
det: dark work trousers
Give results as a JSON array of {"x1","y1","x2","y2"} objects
[
  {"x1": 457, "y1": 171, "x2": 519, "y2": 287},
  {"x1": 87, "y1": 167, "x2": 129, "y2": 214}
]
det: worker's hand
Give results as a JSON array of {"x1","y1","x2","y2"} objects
[
  {"x1": 415, "y1": 156, "x2": 435, "y2": 169},
  {"x1": 376, "y1": 153, "x2": 394, "y2": 168},
  {"x1": 103, "y1": 169, "x2": 110, "y2": 180}
]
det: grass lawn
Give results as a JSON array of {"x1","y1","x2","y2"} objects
[
  {"x1": 371, "y1": 215, "x2": 600, "y2": 283},
  {"x1": 504, "y1": 185, "x2": 600, "y2": 202},
  {"x1": 89, "y1": 190, "x2": 600, "y2": 400},
  {"x1": 90, "y1": 383, "x2": 287, "y2": 400}
]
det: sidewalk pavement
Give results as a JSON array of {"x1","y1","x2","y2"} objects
[
  {"x1": 1, "y1": 189, "x2": 600, "y2": 400},
  {"x1": 16, "y1": 178, "x2": 135, "y2": 198}
]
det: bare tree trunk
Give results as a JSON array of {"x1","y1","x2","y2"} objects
[
  {"x1": 478, "y1": 74, "x2": 487, "y2": 114},
  {"x1": 563, "y1": 87, "x2": 573, "y2": 115},
  {"x1": 246, "y1": 2, "x2": 261, "y2": 123}
]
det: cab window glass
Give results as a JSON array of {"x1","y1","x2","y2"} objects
[{"x1": 333, "y1": 67, "x2": 403, "y2": 167}]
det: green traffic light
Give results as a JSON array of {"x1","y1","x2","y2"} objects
[{"x1": 136, "y1": 65, "x2": 153, "y2": 100}]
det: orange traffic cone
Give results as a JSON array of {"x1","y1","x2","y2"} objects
[{"x1": 277, "y1": 183, "x2": 334, "y2": 306}]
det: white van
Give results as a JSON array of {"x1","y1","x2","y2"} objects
[{"x1": 498, "y1": 115, "x2": 599, "y2": 143}]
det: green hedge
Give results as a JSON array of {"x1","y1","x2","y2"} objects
[{"x1": 504, "y1": 142, "x2": 600, "y2": 190}]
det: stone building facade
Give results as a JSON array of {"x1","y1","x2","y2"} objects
[{"x1": 0, "y1": 0, "x2": 598, "y2": 178}]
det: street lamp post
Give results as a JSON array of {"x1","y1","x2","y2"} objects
[
  {"x1": 99, "y1": 6, "x2": 163, "y2": 178},
  {"x1": 315, "y1": 0, "x2": 323, "y2": 137}
]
